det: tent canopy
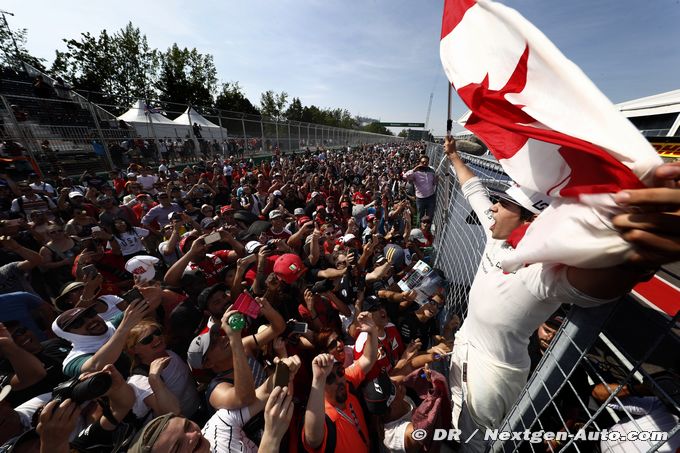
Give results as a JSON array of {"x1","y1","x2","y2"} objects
[
  {"x1": 173, "y1": 107, "x2": 221, "y2": 128},
  {"x1": 616, "y1": 89, "x2": 680, "y2": 119},
  {"x1": 117, "y1": 100, "x2": 176, "y2": 125}
]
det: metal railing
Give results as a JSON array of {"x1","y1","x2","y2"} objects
[
  {"x1": 425, "y1": 142, "x2": 679, "y2": 452},
  {"x1": 1, "y1": 73, "x2": 398, "y2": 176}
]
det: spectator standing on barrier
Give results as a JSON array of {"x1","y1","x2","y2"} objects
[
  {"x1": 442, "y1": 136, "x2": 678, "y2": 452},
  {"x1": 403, "y1": 154, "x2": 437, "y2": 220}
]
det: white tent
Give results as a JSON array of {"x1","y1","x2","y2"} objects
[
  {"x1": 172, "y1": 107, "x2": 226, "y2": 140},
  {"x1": 117, "y1": 100, "x2": 188, "y2": 139}
]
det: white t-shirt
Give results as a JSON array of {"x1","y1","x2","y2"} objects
[
  {"x1": 96, "y1": 294, "x2": 124, "y2": 322},
  {"x1": 30, "y1": 181, "x2": 56, "y2": 195},
  {"x1": 383, "y1": 397, "x2": 415, "y2": 453},
  {"x1": 128, "y1": 350, "x2": 200, "y2": 419},
  {"x1": 158, "y1": 240, "x2": 181, "y2": 266},
  {"x1": 112, "y1": 227, "x2": 149, "y2": 256},
  {"x1": 202, "y1": 406, "x2": 258, "y2": 453},
  {"x1": 136, "y1": 174, "x2": 158, "y2": 191}
]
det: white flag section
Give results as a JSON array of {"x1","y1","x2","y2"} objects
[{"x1": 439, "y1": 0, "x2": 663, "y2": 271}]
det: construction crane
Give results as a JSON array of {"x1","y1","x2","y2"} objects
[{"x1": 424, "y1": 92, "x2": 434, "y2": 132}]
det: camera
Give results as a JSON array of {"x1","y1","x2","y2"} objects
[
  {"x1": 52, "y1": 373, "x2": 112, "y2": 404},
  {"x1": 310, "y1": 279, "x2": 334, "y2": 294}
]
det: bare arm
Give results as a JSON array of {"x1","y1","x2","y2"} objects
[
  {"x1": 1, "y1": 239, "x2": 43, "y2": 271},
  {"x1": 304, "y1": 354, "x2": 335, "y2": 450},
  {"x1": 354, "y1": 313, "x2": 378, "y2": 375},
  {"x1": 0, "y1": 323, "x2": 47, "y2": 390},
  {"x1": 144, "y1": 357, "x2": 181, "y2": 416},
  {"x1": 242, "y1": 298, "x2": 286, "y2": 355}
]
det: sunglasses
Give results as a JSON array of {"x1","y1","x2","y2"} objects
[
  {"x1": 326, "y1": 364, "x2": 345, "y2": 385},
  {"x1": 10, "y1": 326, "x2": 28, "y2": 338},
  {"x1": 137, "y1": 328, "x2": 163, "y2": 346},
  {"x1": 66, "y1": 306, "x2": 98, "y2": 330},
  {"x1": 326, "y1": 338, "x2": 343, "y2": 351}
]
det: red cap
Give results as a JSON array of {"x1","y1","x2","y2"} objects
[
  {"x1": 273, "y1": 254, "x2": 306, "y2": 284},
  {"x1": 220, "y1": 205, "x2": 235, "y2": 214},
  {"x1": 136, "y1": 193, "x2": 149, "y2": 199},
  {"x1": 316, "y1": 205, "x2": 326, "y2": 211}
]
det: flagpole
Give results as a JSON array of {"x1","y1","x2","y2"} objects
[{"x1": 436, "y1": 82, "x2": 453, "y2": 173}]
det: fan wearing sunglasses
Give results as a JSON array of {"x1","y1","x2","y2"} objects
[
  {"x1": 125, "y1": 320, "x2": 200, "y2": 421},
  {"x1": 52, "y1": 299, "x2": 151, "y2": 378},
  {"x1": 303, "y1": 312, "x2": 379, "y2": 453}
]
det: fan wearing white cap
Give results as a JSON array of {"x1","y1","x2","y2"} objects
[
  {"x1": 125, "y1": 255, "x2": 159, "y2": 283},
  {"x1": 259, "y1": 210, "x2": 292, "y2": 243},
  {"x1": 442, "y1": 137, "x2": 628, "y2": 447}
]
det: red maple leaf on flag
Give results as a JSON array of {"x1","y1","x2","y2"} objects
[{"x1": 454, "y1": 44, "x2": 645, "y2": 196}]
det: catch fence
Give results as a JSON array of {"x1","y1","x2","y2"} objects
[{"x1": 425, "y1": 142, "x2": 679, "y2": 453}]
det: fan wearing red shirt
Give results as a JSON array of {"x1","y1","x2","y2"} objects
[{"x1": 353, "y1": 296, "x2": 404, "y2": 380}]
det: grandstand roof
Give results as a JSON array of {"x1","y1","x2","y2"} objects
[{"x1": 616, "y1": 88, "x2": 680, "y2": 118}]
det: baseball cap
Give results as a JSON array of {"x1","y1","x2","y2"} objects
[
  {"x1": 310, "y1": 191, "x2": 320, "y2": 199},
  {"x1": 367, "y1": 213, "x2": 376, "y2": 221},
  {"x1": 245, "y1": 240, "x2": 262, "y2": 254},
  {"x1": 363, "y1": 295, "x2": 385, "y2": 312},
  {"x1": 293, "y1": 208, "x2": 305, "y2": 216},
  {"x1": 55, "y1": 305, "x2": 98, "y2": 331},
  {"x1": 68, "y1": 191, "x2": 84, "y2": 199},
  {"x1": 409, "y1": 228, "x2": 428, "y2": 245},
  {"x1": 273, "y1": 254, "x2": 306, "y2": 285},
  {"x1": 186, "y1": 327, "x2": 218, "y2": 369},
  {"x1": 272, "y1": 190, "x2": 283, "y2": 197},
  {"x1": 54, "y1": 281, "x2": 85, "y2": 312},
  {"x1": 137, "y1": 193, "x2": 150, "y2": 200},
  {"x1": 363, "y1": 371, "x2": 396, "y2": 415},
  {"x1": 200, "y1": 217, "x2": 218, "y2": 229},
  {"x1": 384, "y1": 244, "x2": 406, "y2": 272},
  {"x1": 127, "y1": 413, "x2": 176, "y2": 453},
  {"x1": 341, "y1": 233, "x2": 356, "y2": 244},
  {"x1": 220, "y1": 205, "x2": 235, "y2": 215},
  {"x1": 125, "y1": 255, "x2": 159, "y2": 283},
  {"x1": 269, "y1": 210, "x2": 285, "y2": 220},
  {"x1": 490, "y1": 183, "x2": 552, "y2": 215}
]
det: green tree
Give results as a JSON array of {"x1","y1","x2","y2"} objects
[
  {"x1": 214, "y1": 81, "x2": 259, "y2": 114},
  {"x1": 362, "y1": 122, "x2": 394, "y2": 135},
  {"x1": 109, "y1": 23, "x2": 158, "y2": 106},
  {"x1": 155, "y1": 44, "x2": 218, "y2": 110},
  {"x1": 51, "y1": 30, "x2": 117, "y2": 105},
  {"x1": 285, "y1": 97, "x2": 303, "y2": 121},
  {"x1": 259, "y1": 90, "x2": 288, "y2": 121},
  {"x1": 0, "y1": 24, "x2": 45, "y2": 71},
  {"x1": 398, "y1": 129, "x2": 409, "y2": 138}
]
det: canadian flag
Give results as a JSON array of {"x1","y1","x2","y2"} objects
[{"x1": 440, "y1": 0, "x2": 663, "y2": 271}]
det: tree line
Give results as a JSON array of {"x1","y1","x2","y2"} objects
[{"x1": 0, "y1": 22, "x2": 393, "y2": 134}]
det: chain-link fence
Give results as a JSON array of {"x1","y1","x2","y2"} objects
[
  {"x1": 0, "y1": 67, "x2": 398, "y2": 177},
  {"x1": 425, "y1": 142, "x2": 679, "y2": 453}
]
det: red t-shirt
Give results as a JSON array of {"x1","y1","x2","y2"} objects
[
  {"x1": 353, "y1": 323, "x2": 404, "y2": 380},
  {"x1": 186, "y1": 250, "x2": 236, "y2": 285}
]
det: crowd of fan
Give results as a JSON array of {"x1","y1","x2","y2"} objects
[{"x1": 0, "y1": 143, "x2": 458, "y2": 453}]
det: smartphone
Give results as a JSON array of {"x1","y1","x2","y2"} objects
[
  {"x1": 122, "y1": 288, "x2": 144, "y2": 304},
  {"x1": 273, "y1": 361, "x2": 290, "y2": 388},
  {"x1": 204, "y1": 231, "x2": 221, "y2": 244},
  {"x1": 289, "y1": 321, "x2": 308, "y2": 334},
  {"x1": 233, "y1": 291, "x2": 261, "y2": 319},
  {"x1": 262, "y1": 242, "x2": 276, "y2": 252},
  {"x1": 82, "y1": 264, "x2": 98, "y2": 278}
]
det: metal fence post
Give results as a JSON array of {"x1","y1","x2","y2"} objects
[
  {"x1": 241, "y1": 117, "x2": 247, "y2": 148},
  {"x1": 86, "y1": 101, "x2": 114, "y2": 170},
  {"x1": 260, "y1": 119, "x2": 266, "y2": 153},
  {"x1": 0, "y1": 94, "x2": 42, "y2": 173}
]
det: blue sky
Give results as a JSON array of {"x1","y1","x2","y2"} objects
[{"x1": 4, "y1": 0, "x2": 679, "y2": 135}]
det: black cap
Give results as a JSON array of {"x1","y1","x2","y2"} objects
[
  {"x1": 362, "y1": 371, "x2": 396, "y2": 415},
  {"x1": 363, "y1": 295, "x2": 384, "y2": 312}
]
